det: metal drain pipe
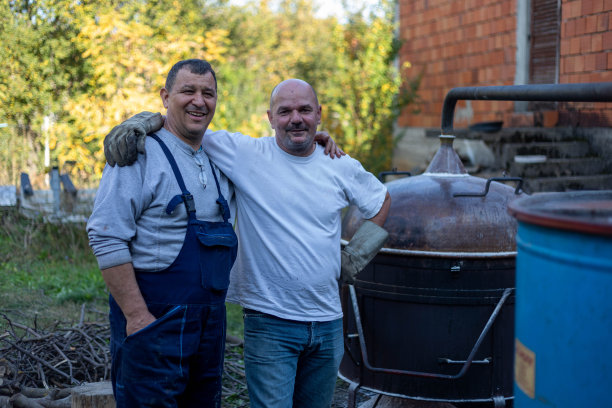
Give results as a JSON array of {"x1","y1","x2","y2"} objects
[{"x1": 441, "y1": 82, "x2": 612, "y2": 134}]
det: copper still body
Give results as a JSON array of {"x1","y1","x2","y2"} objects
[{"x1": 340, "y1": 136, "x2": 524, "y2": 407}]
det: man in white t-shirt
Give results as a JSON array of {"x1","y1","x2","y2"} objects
[{"x1": 104, "y1": 78, "x2": 391, "y2": 408}]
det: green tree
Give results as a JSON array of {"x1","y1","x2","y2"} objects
[
  {"x1": 0, "y1": 0, "x2": 88, "y2": 186},
  {"x1": 320, "y1": 0, "x2": 420, "y2": 176},
  {"x1": 206, "y1": 0, "x2": 336, "y2": 138},
  {"x1": 209, "y1": 0, "x2": 419, "y2": 175},
  {"x1": 0, "y1": 0, "x2": 419, "y2": 187},
  {"x1": 59, "y1": 0, "x2": 229, "y2": 182}
]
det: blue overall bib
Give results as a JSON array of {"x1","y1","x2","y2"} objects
[{"x1": 108, "y1": 134, "x2": 238, "y2": 408}]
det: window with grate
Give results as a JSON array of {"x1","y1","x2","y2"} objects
[{"x1": 529, "y1": 0, "x2": 560, "y2": 109}]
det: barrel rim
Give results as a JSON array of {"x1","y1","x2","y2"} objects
[
  {"x1": 340, "y1": 239, "x2": 517, "y2": 258},
  {"x1": 507, "y1": 190, "x2": 612, "y2": 236}
]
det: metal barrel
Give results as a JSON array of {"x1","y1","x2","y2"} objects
[{"x1": 508, "y1": 190, "x2": 612, "y2": 408}]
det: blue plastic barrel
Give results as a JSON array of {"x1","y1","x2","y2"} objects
[{"x1": 508, "y1": 191, "x2": 612, "y2": 408}]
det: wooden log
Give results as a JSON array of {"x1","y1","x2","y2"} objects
[
  {"x1": 37, "y1": 395, "x2": 71, "y2": 408},
  {"x1": 10, "y1": 393, "x2": 45, "y2": 408},
  {"x1": 70, "y1": 382, "x2": 114, "y2": 408}
]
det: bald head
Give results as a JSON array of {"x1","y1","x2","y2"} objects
[
  {"x1": 269, "y1": 79, "x2": 319, "y2": 111},
  {"x1": 267, "y1": 78, "x2": 322, "y2": 157}
]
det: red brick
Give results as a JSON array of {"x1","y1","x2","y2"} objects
[
  {"x1": 561, "y1": 73, "x2": 578, "y2": 83},
  {"x1": 600, "y1": 70, "x2": 612, "y2": 80},
  {"x1": 576, "y1": 54, "x2": 586, "y2": 71},
  {"x1": 597, "y1": 14, "x2": 609, "y2": 31},
  {"x1": 565, "y1": 20, "x2": 576, "y2": 37},
  {"x1": 570, "y1": 37, "x2": 582, "y2": 54},
  {"x1": 491, "y1": 50, "x2": 504, "y2": 65},
  {"x1": 566, "y1": 55, "x2": 576, "y2": 72},
  {"x1": 576, "y1": 17, "x2": 587, "y2": 35},
  {"x1": 584, "y1": 53, "x2": 597, "y2": 70},
  {"x1": 604, "y1": 30, "x2": 612, "y2": 48},
  {"x1": 562, "y1": 3, "x2": 572, "y2": 19},
  {"x1": 467, "y1": 25, "x2": 478, "y2": 39},
  {"x1": 584, "y1": 16, "x2": 597, "y2": 34},
  {"x1": 593, "y1": 0, "x2": 604, "y2": 12},
  {"x1": 592, "y1": 33, "x2": 604, "y2": 51},
  {"x1": 583, "y1": 0, "x2": 595, "y2": 14},
  {"x1": 586, "y1": 15, "x2": 598, "y2": 32},
  {"x1": 480, "y1": 7, "x2": 489, "y2": 22},
  {"x1": 567, "y1": 1, "x2": 581, "y2": 19},
  {"x1": 475, "y1": 23, "x2": 483, "y2": 37},
  {"x1": 560, "y1": 38, "x2": 570, "y2": 55},
  {"x1": 581, "y1": 36, "x2": 592, "y2": 52},
  {"x1": 608, "y1": 52, "x2": 612, "y2": 68},
  {"x1": 487, "y1": 36, "x2": 496, "y2": 50},
  {"x1": 501, "y1": 0, "x2": 512, "y2": 15},
  {"x1": 559, "y1": 57, "x2": 566, "y2": 75},
  {"x1": 606, "y1": 0, "x2": 612, "y2": 10},
  {"x1": 596, "y1": 52, "x2": 608, "y2": 69}
]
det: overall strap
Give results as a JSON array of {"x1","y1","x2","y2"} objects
[
  {"x1": 150, "y1": 134, "x2": 196, "y2": 218},
  {"x1": 208, "y1": 158, "x2": 232, "y2": 223}
]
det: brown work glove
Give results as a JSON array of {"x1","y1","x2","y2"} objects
[
  {"x1": 104, "y1": 111, "x2": 164, "y2": 166},
  {"x1": 340, "y1": 220, "x2": 389, "y2": 284}
]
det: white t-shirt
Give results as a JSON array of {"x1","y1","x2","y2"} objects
[{"x1": 203, "y1": 130, "x2": 387, "y2": 321}]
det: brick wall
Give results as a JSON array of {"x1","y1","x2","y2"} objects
[
  {"x1": 398, "y1": 0, "x2": 612, "y2": 128},
  {"x1": 558, "y1": 0, "x2": 612, "y2": 126}
]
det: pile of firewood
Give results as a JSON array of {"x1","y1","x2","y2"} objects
[
  {"x1": 0, "y1": 308, "x2": 109, "y2": 408},
  {"x1": 0, "y1": 309, "x2": 249, "y2": 408}
]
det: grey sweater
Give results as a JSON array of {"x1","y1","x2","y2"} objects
[{"x1": 87, "y1": 128, "x2": 235, "y2": 271}]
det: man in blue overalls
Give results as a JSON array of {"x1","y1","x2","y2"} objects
[{"x1": 87, "y1": 59, "x2": 237, "y2": 407}]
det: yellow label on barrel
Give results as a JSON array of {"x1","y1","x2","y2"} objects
[{"x1": 515, "y1": 338, "x2": 536, "y2": 398}]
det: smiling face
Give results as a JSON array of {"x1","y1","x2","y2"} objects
[
  {"x1": 160, "y1": 68, "x2": 217, "y2": 150},
  {"x1": 267, "y1": 79, "x2": 321, "y2": 157}
]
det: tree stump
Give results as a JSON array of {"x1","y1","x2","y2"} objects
[{"x1": 71, "y1": 382, "x2": 115, "y2": 408}]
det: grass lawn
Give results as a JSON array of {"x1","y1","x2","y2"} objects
[{"x1": 0, "y1": 208, "x2": 244, "y2": 337}]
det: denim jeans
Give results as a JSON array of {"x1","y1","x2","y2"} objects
[{"x1": 243, "y1": 309, "x2": 344, "y2": 408}]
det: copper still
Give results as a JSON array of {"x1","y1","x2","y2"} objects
[{"x1": 340, "y1": 135, "x2": 524, "y2": 407}]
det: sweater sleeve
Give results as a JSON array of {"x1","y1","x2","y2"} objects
[{"x1": 86, "y1": 159, "x2": 147, "y2": 270}]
